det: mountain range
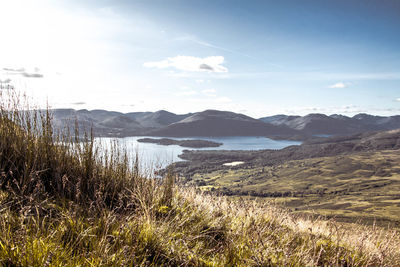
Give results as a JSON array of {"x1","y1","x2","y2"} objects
[
  {"x1": 50, "y1": 109, "x2": 400, "y2": 139},
  {"x1": 259, "y1": 113, "x2": 400, "y2": 135}
]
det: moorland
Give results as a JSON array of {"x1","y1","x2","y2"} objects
[{"x1": 173, "y1": 130, "x2": 400, "y2": 226}]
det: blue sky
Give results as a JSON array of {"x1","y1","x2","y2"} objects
[{"x1": 0, "y1": 0, "x2": 399, "y2": 117}]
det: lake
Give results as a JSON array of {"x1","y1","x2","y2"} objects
[{"x1": 95, "y1": 136, "x2": 301, "y2": 170}]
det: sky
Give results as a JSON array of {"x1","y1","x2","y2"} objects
[{"x1": 0, "y1": 0, "x2": 399, "y2": 117}]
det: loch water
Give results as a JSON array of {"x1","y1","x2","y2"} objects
[{"x1": 95, "y1": 136, "x2": 301, "y2": 170}]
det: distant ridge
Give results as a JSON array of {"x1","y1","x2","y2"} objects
[
  {"x1": 259, "y1": 113, "x2": 400, "y2": 136},
  {"x1": 147, "y1": 110, "x2": 299, "y2": 137},
  {"x1": 127, "y1": 110, "x2": 192, "y2": 128},
  {"x1": 50, "y1": 108, "x2": 400, "y2": 139}
]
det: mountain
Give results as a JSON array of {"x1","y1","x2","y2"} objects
[
  {"x1": 50, "y1": 108, "x2": 400, "y2": 138},
  {"x1": 51, "y1": 109, "x2": 144, "y2": 136},
  {"x1": 259, "y1": 114, "x2": 301, "y2": 125},
  {"x1": 127, "y1": 110, "x2": 192, "y2": 128},
  {"x1": 352, "y1": 113, "x2": 386, "y2": 125},
  {"x1": 99, "y1": 115, "x2": 141, "y2": 130},
  {"x1": 261, "y1": 113, "x2": 361, "y2": 135},
  {"x1": 353, "y1": 113, "x2": 400, "y2": 130},
  {"x1": 147, "y1": 110, "x2": 300, "y2": 137},
  {"x1": 259, "y1": 113, "x2": 400, "y2": 136},
  {"x1": 283, "y1": 114, "x2": 363, "y2": 135}
]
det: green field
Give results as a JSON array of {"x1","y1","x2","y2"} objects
[{"x1": 189, "y1": 150, "x2": 400, "y2": 226}]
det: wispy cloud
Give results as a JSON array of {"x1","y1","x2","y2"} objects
[
  {"x1": 144, "y1": 56, "x2": 228, "y2": 73},
  {"x1": 176, "y1": 35, "x2": 256, "y2": 60},
  {"x1": 0, "y1": 78, "x2": 11, "y2": 84},
  {"x1": 329, "y1": 82, "x2": 348, "y2": 89},
  {"x1": 199, "y1": 63, "x2": 214, "y2": 71},
  {"x1": 396, "y1": 98, "x2": 400, "y2": 102},
  {"x1": 219, "y1": 71, "x2": 400, "y2": 81},
  {"x1": 201, "y1": 88, "x2": 217, "y2": 97},
  {"x1": 281, "y1": 105, "x2": 364, "y2": 115},
  {"x1": 214, "y1": 96, "x2": 232, "y2": 103},
  {"x1": 21, "y1": 73, "x2": 44, "y2": 78},
  {"x1": 0, "y1": 77, "x2": 14, "y2": 90},
  {"x1": 3, "y1": 67, "x2": 44, "y2": 78},
  {"x1": 175, "y1": 35, "x2": 285, "y2": 68},
  {"x1": 71, "y1": 102, "x2": 86, "y2": 105},
  {"x1": 176, "y1": 90, "x2": 198, "y2": 96},
  {"x1": 3, "y1": 67, "x2": 25, "y2": 72}
]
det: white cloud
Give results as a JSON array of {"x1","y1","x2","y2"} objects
[
  {"x1": 396, "y1": 98, "x2": 400, "y2": 102},
  {"x1": 202, "y1": 88, "x2": 216, "y2": 93},
  {"x1": 201, "y1": 88, "x2": 217, "y2": 97},
  {"x1": 71, "y1": 101, "x2": 86, "y2": 105},
  {"x1": 144, "y1": 56, "x2": 228, "y2": 73},
  {"x1": 175, "y1": 35, "x2": 256, "y2": 60},
  {"x1": 176, "y1": 90, "x2": 198, "y2": 96},
  {"x1": 214, "y1": 97, "x2": 232, "y2": 103},
  {"x1": 195, "y1": 79, "x2": 204, "y2": 83},
  {"x1": 280, "y1": 104, "x2": 365, "y2": 115},
  {"x1": 0, "y1": 78, "x2": 11, "y2": 84},
  {"x1": 328, "y1": 82, "x2": 348, "y2": 89}
]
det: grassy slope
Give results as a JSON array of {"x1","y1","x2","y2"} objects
[
  {"x1": 0, "y1": 92, "x2": 400, "y2": 266},
  {"x1": 190, "y1": 150, "x2": 400, "y2": 226},
  {"x1": 3, "y1": 187, "x2": 400, "y2": 266}
]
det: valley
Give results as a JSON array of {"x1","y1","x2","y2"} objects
[
  {"x1": 173, "y1": 130, "x2": 400, "y2": 226},
  {"x1": 185, "y1": 150, "x2": 400, "y2": 226}
]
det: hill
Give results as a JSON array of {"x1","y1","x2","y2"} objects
[
  {"x1": 51, "y1": 108, "x2": 400, "y2": 139},
  {"x1": 126, "y1": 110, "x2": 192, "y2": 128},
  {"x1": 260, "y1": 113, "x2": 400, "y2": 135},
  {"x1": 51, "y1": 108, "x2": 193, "y2": 137},
  {"x1": 148, "y1": 110, "x2": 300, "y2": 137},
  {"x1": 173, "y1": 129, "x2": 400, "y2": 225},
  {"x1": 51, "y1": 108, "x2": 146, "y2": 136}
]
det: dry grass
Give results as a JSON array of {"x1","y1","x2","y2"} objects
[{"x1": 0, "y1": 90, "x2": 399, "y2": 266}]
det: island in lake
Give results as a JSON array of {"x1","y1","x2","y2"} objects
[{"x1": 137, "y1": 138, "x2": 223, "y2": 148}]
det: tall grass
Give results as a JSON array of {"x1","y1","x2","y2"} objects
[
  {"x1": 0, "y1": 90, "x2": 154, "y2": 213},
  {"x1": 0, "y1": 89, "x2": 399, "y2": 266}
]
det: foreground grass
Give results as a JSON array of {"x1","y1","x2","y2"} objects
[
  {"x1": 1, "y1": 188, "x2": 400, "y2": 266},
  {"x1": 0, "y1": 91, "x2": 400, "y2": 266}
]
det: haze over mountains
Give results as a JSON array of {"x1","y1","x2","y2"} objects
[
  {"x1": 259, "y1": 113, "x2": 400, "y2": 136},
  {"x1": 51, "y1": 109, "x2": 400, "y2": 139}
]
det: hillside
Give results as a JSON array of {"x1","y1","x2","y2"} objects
[
  {"x1": 174, "y1": 129, "x2": 400, "y2": 225},
  {"x1": 260, "y1": 113, "x2": 400, "y2": 135},
  {"x1": 51, "y1": 108, "x2": 146, "y2": 136},
  {"x1": 128, "y1": 110, "x2": 192, "y2": 128},
  {"x1": 51, "y1": 108, "x2": 400, "y2": 139},
  {"x1": 148, "y1": 110, "x2": 299, "y2": 137},
  {"x1": 175, "y1": 129, "x2": 400, "y2": 170}
]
